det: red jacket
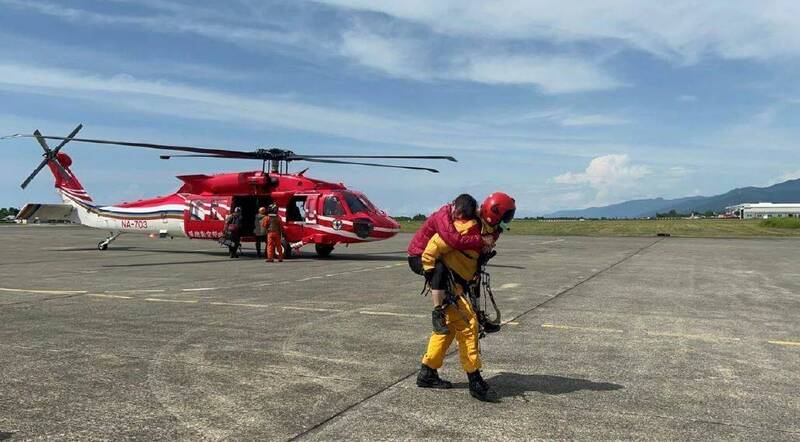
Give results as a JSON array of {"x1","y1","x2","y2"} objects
[{"x1": 407, "y1": 204, "x2": 484, "y2": 256}]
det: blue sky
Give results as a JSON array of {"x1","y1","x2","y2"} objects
[{"x1": 2, "y1": 0, "x2": 799, "y2": 216}]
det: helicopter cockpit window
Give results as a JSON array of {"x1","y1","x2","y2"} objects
[
  {"x1": 342, "y1": 191, "x2": 370, "y2": 214},
  {"x1": 323, "y1": 196, "x2": 345, "y2": 216},
  {"x1": 355, "y1": 193, "x2": 377, "y2": 211}
]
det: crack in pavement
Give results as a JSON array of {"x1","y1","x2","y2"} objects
[{"x1": 287, "y1": 238, "x2": 666, "y2": 441}]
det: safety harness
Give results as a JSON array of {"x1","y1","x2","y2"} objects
[{"x1": 419, "y1": 255, "x2": 500, "y2": 339}]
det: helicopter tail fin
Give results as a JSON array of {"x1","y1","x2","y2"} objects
[{"x1": 49, "y1": 151, "x2": 94, "y2": 204}]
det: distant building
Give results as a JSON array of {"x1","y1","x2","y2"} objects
[
  {"x1": 16, "y1": 203, "x2": 75, "y2": 224},
  {"x1": 725, "y1": 203, "x2": 800, "y2": 219}
]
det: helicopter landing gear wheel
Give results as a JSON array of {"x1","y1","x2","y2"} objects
[
  {"x1": 281, "y1": 238, "x2": 293, "y2": 259},
  {"x1": 97, "y1": 231, "x2": 121, "y2": 251},
  {"x1": 315, "y1": 244, "x2": 334, "y2": 258}
]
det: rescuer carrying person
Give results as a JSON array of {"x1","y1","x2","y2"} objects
[
  {"x1": 261, "y1": 203, "x2": 284, "y2": 262},
  {"x1": 416, "y1": 192, "x2": 516, "y2": 402},
  {"x1": 407, "y1": 194, "x2": 496, "y2": 334}
]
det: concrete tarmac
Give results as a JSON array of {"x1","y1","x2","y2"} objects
[{"x1": 0, "y1": 225, "x2": 798, "y2": 440}]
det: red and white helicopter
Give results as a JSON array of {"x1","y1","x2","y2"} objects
[{"x1": 6, "y1": 125, "x2": 455, "y2": 257}]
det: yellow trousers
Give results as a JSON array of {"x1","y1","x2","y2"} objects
[{"x1": 421, "y1": 294, "x2": 481, "y2": 373}]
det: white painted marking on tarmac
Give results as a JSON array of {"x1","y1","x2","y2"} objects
[
  {"x1": 209, "y1": 302, "x2": 270, "y2": 308},
  {"x1": 767, "y1": 340, "x2": 800, "y2": 347},
  {"x1": 359, "y1": 311, "x2": 425, "y2": 318},
  {"x1": 0, "y1": 287, "x2": 87, "y2": 295},
  {"x1": 145, "y1": 298, "x2": 199, "y2": 304},
  {"x1": 296, "y1": 276, "x2": 323, "y2": 282},
  {"x1": 296, "y1": 263, "x2": 404, "y2": 282},
  {"x1": 281, "y1": 306, "x2": 343, "y2": 313},
  {"x1": 541, "y1": 323, "x2": 624, "y2": 333},
  {"x1": 531, "y1": 239, "x2": 565, "y2": 245},
  {"x1": 181, "y1": 287, "x2": 217, "y2": 292},
  {"x1": 501, "y1": 320, "x2": 520, "y2": 326},
  {"x1": 496, "y1": 283, "x2": 520, "y2": 290},
  {"x1": 106, "y1": 289, "x2": 165, "y2": 294},
  {"x1": 88, "y1": 293, "x2": 132, "y2": 299}
]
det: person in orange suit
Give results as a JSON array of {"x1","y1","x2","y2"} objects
[{"x1": 262, "y1": 203, "x2": 284, "y2": 262}]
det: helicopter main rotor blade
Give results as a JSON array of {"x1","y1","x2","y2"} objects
[
  {"x1": 297, "y1": 154, "x2": 457, "y2": 162},
  {"x1": 51, "y1": 124, "x2": 83, "y2": 154},
  {"x1": 295, "y1": 157, "x2": 440, "y2": 173},
  {"x1": 159, "y1": 154, "x2": 253, "y2": 159},
  {"x1": 15, "y1": 134, "x2": 258, "y2": 158},
  {"x1": 20, "y1": 158, "x2": 49, "y2": 189},
  {"x1": 32, "y1": 130, "x2": 52, "y2": 154}
]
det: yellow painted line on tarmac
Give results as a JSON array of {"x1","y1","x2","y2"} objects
[
  {"x1": 359, "y1": 311, "x2": 425, "y2": 318},
  {"x1": 541, "y1": 323, "x2": 624, "y2": 333},
  {"x1": 0, "y1": 287, "x2": 87, "y2": 295},
  {"x1": 496, "y1": 283, "x2": 520, "y2": 290},
  {"x1": 88, "y1": 293, "x2": 132, "y2": 299},
  {"x1": 501, "y1": 320, "x2": 519, "y2": 326},
  {"x1": 645, "y1": 331, "x2": 741, "y2": 342},
  {"x1": 768, "y1": 340, "x2": 800, "y2": 347},
  {"x1": 144, "y1": 298, "x2": 199, "y2": 304}
]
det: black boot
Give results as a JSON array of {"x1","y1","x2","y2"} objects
[
  {"x1": 416, "y1": 364, "x2": 452, "y2": 389},
  {"x1": 478, "y1": 311, "x2": 502, "y2": 334},
  {"x1": 467, "y1": 370, "x2": 496, "y2": 402},
  {"x1": 432, "y1": 306, "x2": 449, "y2": 335}
]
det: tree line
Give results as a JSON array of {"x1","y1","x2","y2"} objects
[{"x1": 0, "y1": 207, "x2": 20, "y2": 219}]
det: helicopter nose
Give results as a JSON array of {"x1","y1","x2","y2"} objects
[
  {"x1": 369, "y1": 213, "x2": 400, "y2": 238},
  {"x1": 352, "y1": 218, "x2": 374, "y2": 239}
]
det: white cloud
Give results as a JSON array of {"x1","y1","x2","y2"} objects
[
  {"x1": 0, "y1": 62, "x2": 627, "y2": 155},
  {"x1": 559, "y1": 114, "x2": 630, "y2": 127},
  {"x1": 665, "y1": 166, "x2": 692, "y2": 178},
  {"x1": 339, "y1": 29, "x2": 622, "y2": 93},
  {"x1": 452, "y1": 54, "x2": 622, "y2": 93},
  {"x1": 553, "y1": 154, "x2": 651, "y2": 204},
  {"x1": 0, "y1": 0, "x2": 305, "y2": 48},
  {"x1": 771, "y1": 169, "x2": 800, "y2": 184},
  {"x1": 320, "y1": 0, "x2": 800, "y2": 63},
  {"x1": 3, "y1": 0, "x2": 624, "y2": 94},
  {"x1": 339, "y1": 29, "x2": 431, "y2": 81}
]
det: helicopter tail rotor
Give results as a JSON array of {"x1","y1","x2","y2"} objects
[{"x1": 13, "y1": 124, "x2": 83, "y2": 189}]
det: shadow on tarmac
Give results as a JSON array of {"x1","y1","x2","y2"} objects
[
  {"x1": 452, "y1": 373, "x2": 623, "y2": 401},
  {"x1": 489, "y1": 373, "x2": 624, "y2": 400},
  {"x1": 487, "y1": 263, "x2": 527, "y2": 270},
  {"x1": 95, "y1": 249, "x2": 407, "y2": 267},
  {"x1": 0, "y1": 432, "x2": 14, "y2": 441},
  {"x1": 102, "y1": 259, "x2": 230, "y2": 268}
]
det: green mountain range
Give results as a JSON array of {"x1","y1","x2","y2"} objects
[{"x1": 547, "y1": 179, "x2": 800, "y2": 218}]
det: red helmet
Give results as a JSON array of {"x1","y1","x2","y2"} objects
[{"x1": 480, "y1": 192, "x2": 516, "y2": 230}]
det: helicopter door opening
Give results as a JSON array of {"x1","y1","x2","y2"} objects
[
  {"x1": 287, "y1": 196, "x2": 307, "y2": 222},
  {"x1": 232, "y1": 195, "x2": 272, "y2": 237},
  {"x1": 282, "y1": 195, "x2": 307, "y2": 242}
]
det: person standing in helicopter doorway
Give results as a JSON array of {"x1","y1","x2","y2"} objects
[
  {"x1": 262, "y1": 203, "x2": 284, "y2": 262},
  {"x1": 224, "y1": 206, "x2": 243, "y2": 258},
  {"x1": 254, "y1": 207, "x2": 267, "y2": 258}
]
